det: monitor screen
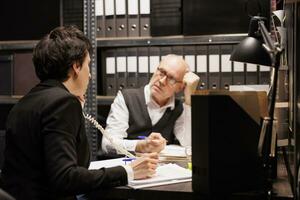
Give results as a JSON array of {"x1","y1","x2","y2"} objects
[{"x1": 191, "y1": 90, "x2": 268, "y2": 196}]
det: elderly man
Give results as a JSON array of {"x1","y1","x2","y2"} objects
[{"x1": 102, "y1": 54, "x2": 198, "y2": 154}]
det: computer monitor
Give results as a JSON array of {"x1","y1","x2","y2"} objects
[{"x1": 192, "y1": 90, "x2": 268, "y2": 196}]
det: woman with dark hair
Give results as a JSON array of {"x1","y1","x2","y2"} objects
[{"x1": 2, "y1": 26, "x2": 158, "y2": 200}]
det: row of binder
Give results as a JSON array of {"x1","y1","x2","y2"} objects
[
  {"x1": 96, "y1": 0, "x2": 150, "y2": 37},
  {"x1": 0, "y1": 53, "x2": 39, "y2": 96},
  {"x1": 99, "y1": 45, "x2": 271, "y2": 96}
]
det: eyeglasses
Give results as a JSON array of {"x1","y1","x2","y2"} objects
[{"x1": 156, "y1": 67, "x2": 183, "y2": 85}]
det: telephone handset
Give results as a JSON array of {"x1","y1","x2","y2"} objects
[
  {"x1": 83, "y1": 112, "x2": 135, "y2": 158},
  {"x1": 183, "y1": 72, "x2": 200, "y2": 105}
]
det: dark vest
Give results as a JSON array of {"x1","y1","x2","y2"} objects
[{"x1": 122, "y1": 88, "x2": 183, "y2": 144}]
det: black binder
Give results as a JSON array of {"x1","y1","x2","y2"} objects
[
  {"x1": 96, "y1": 0, "x2": 105, "y2": 37},
  {"x1": 172, "y1": 46, "x2": 183, "y2": 57},
  {"x1": 140, "y1": 0, "x2": 151, "y2": 36},
  {"x1": 104, "y1": 49, "x2": 117, "y2": 95},
  {"x1": 0, "y1": 55, "x2": 13, "y2": 95},
  {"x1": 137, "y1": 47, "x2": 149, "y2": 87},
  {"x1": 116, "y1": 48, "x2": 127, "y2": 91},
  {"x1": 220, "y1": 45, "x2": 233, "y2": 90},
  {"x1": 183, "y1": 46, "x2": 196, "y2": 72},
  {"x1": 128, "y1": 0, "x2": 139, "y2": 37},
  {"x1": 208, "y1": 45, "x2": 220, "y2": 89},
  {"x1": 160, "y1": 46, "x2": 172, "y2": 60},
  {"x1": 259, "y1": 65, "x2": 271, "y2": 85},
  {"x1": 246, "y1": 63, "x2": 259, "y2": 85},
  {"x1": 104, "y1": 0, "x2": 116, "y2": 37},
  {"x1": 150, "y1": 0, "x2": 182, "y2": 36},
  {"x1": 232, "y1": 61, "x2": 245, "y2": 85},
  {"x1": 149, "y1": 47, "x2": 160, "y2": 77},
  {"x1": 195, "y1": 45, "x2": 208, "y2": 90},
  {"x1": 115, "y1": 0, "x2": 127, "y2": 37},
  {"x1": 127, "y1": 47, "x2": 138, "y2": 89}
]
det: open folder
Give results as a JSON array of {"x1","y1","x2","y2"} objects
[{"x1": 89, "y1": 157, "x2": 192, "y2": 189}]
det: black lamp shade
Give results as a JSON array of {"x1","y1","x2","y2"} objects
[{"x1": 230, "y1": 37, "x2": 272, "y2": 66}]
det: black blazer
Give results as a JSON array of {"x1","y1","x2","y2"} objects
[{"x1": 2, "y1": 80, "x2": 127, "y2": 200}]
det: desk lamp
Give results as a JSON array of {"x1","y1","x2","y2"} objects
[{"x1": 230, "y1": 15, "x2": 283, "y2": 187}]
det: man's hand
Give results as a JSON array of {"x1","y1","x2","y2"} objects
[
  {"x1": 130, "y1": 152, "x2": 159, "y2": 179},
  {"x1": 135, "y1": 132, "x2": 167, "y2": 153},
  {"x1": 183, "y1": 72, "x2": 200, "y2": 105}
]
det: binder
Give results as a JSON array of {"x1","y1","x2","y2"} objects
[
  {"x1": 208, "y1": 45, "x2": 220, "y2": 89},
  {"x1": 116, "y1": 48, "x2": 127, "y2": 91},
  {"x1": 259, "y1": 65, "x2": 271, "y2": 85},
  {"x1": 96, "y1": 0, "x2": 105, "y2": 37},
  {"x1": 150, "y1": 0, "x2": 182, "y2": 36},
  {"x1": 104, "y1": 49, "x2": 117, "y2": 95},
  {"x1": 140, "y1": 0, "x2": 151, "y2": 36},
  {"x1": 127, "y1": 47, "x2": 138, "y2": 89},
  {"x1": 13, "y1": 53, "x2": 39, "y2": 95},
  {"x1": 232, "y1": 61, "x2": 245, "y2": 85},
  {"x1": 128, "y1": 0, "x2": 139, "y2": 37},
  {"x1": 160, "y1": 46, "x2": 172, "y2": 60},
  {"x1": 116, "y1": 0, "x2": 127, "y2": 37},
  {"x1": 137, "y1": 47, "x2": 149, "y2": 87},
  {"x1": 149, "y1": 47, "x2": 160, "y2": 77},
  {"x1": 172, "y1": 46, "x2": 183, "y2": 57},
  {"x1": 220, "y1": 45, "x2": 233, "y2": 90},
  {"x1": 196, "y1": 45, "x2": 208, "y2": 90},
  {"x1": 105, "y1": 0, "x2": 116, "y2": 37},
  {"x1": 0, "y1": 55, "x2": 13, "y2": 95},
  {"x1": 183, "y1": 46, "x2": 196, "y2": 72},
  {"x1": 245, "y1": 63, "x2": 258, "y2": 84}
]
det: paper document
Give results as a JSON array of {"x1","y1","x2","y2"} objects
[
  {"x1": 89, "y1": 157, "x2": 192, "y2": 189},
  {"x1": 129, "y1": 163, "x2": 191, "y2": 189},
  {"x1": 159, "y1": 144, "x2": 187, "y2": 158},
  {"x1": 89, "y1": 158, "x2": 125, "y2": 169}
]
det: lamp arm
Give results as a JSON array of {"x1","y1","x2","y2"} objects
[{"x1": 258, "y1": 21, "x2": 276, "y2": 52}]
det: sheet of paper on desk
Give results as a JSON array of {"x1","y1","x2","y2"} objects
[
  {"x1": 128, "y1": 163, "x2": 192, "y2": 189},
  {"x1": 159, "y1": 144, "x2": 187, "y2": 157},
  {"x1": 88, "y1": 158, "x2": 125, "y2": 169},
  {"x1": 88, "y1": 158, "x2": 192, "y2": 189}
]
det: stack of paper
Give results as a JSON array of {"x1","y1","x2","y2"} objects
[
  {"x1": 89, "y1": 157, "x2": 192, "y2": 189},
  {"x1": 128, "y1": 163, "x2": 191, "y2": 189},
  {"x1": 159, "y1": 145, "x2": 187, "y2": 157},
  {"x1": 159, "y1": 145, "x2": 191, "y2": 162}
]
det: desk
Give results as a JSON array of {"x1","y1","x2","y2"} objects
[
  {"x1": 89, "y1": 179, "x2": 292, "y2": 200},
  {"x1": 88, "y1": 157, "x2": 293, "y2": 200}
]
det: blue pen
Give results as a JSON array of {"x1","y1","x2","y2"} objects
[
  {"x1": 137, "y1": 136, "x2": 147, "y2": 139},
  {"x1": 122, "y1": 158, "x2": 136, "y2": 165}
]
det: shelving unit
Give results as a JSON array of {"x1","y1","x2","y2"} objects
[{"x1": 96, "y1": 34, "x2": 247, "y2": 47}]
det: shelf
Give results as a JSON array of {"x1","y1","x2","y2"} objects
[
  {"x1": 96, "y1": 34, "x2": 247, "y2": 48},
  {"x1": 0, "y1": 96, "x2": 22, "y2": 104},
  {"x1": 0, "y1": 40, "x2": 37, "y2": 50}
]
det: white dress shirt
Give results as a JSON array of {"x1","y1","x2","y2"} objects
[{"x1": 102, "y1": 84, "x2": 191, "y2": 153}]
